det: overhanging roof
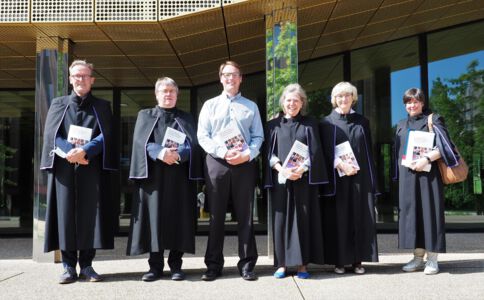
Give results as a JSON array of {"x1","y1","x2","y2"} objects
[{"x1": 0, "y1": 0, "x2": 483, "y2": 89}]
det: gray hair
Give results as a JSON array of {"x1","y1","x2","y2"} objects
[
  {"x1": 69, "y1": 60, "x2": 94, "y2": 74},
  {"x1": 155, "y1": 77, "x2": 178, "y2": 93},
  {"x1": 331, "y1": 81, "x2": 358, "y2": 108},
  {"x1": 279, "y1": 83, "x2": 307, "y2": 114}
]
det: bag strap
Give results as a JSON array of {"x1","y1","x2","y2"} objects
[{"x1": 427, "y1": 113, "x2": 434, "y2": 133}]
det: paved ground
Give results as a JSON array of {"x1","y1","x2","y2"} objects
[{"x1": 1, "y1": 234, "x2": 483, "y2": 300}]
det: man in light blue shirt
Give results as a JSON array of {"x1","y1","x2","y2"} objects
[{"x1": 198, "y1": 61, "x2": 263, "y2": 281}]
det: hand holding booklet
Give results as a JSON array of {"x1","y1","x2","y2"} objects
[
  {"x1": 335, "y1": 141, "x2": 360, "y2": 177},
  {"x1": 162, "y1": 127, "x2": 186, "y2": 149},
  {"x1": 282, "y1": 140, "x2": 309, "y2": 170},
  {"x1": 67, "y1": 125, "x2": 92, "y2": 148},
  {"x1": 217, "y1": 123, "x2": 250, "y2": 155},
  {"x1": 157, "y1": 127, "x2": 187, "y2": 164},
  {"x1": 401, "y1": 130, "x2": 435, "y2": 172},
  {"x1": 277, "y1": 141, "x2": 309, "y2": 184}
]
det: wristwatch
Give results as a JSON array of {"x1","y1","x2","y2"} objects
[{"x1": 424, "y1": 156, "x2": 432, "y2": 163}]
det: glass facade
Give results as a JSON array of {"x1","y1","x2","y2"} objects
[
  {"x1": 0, "y1": 90, "x2": 35, "y2": 233},
  {"x1": 1, "y1": 20, "x2": 483, "y2": 235},
  {"x1": 427, "y1": 22, "x2": 484, "y2": 221}
]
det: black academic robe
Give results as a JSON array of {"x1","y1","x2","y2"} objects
[
  {"x1": 319, "y1": 110, "x2": 379, "y2": 265},
  {"x1": 393, "y1": 112, "x2": 458, "y2": 253},
  {"x1": 264, "y1": 115, "x2": 327, "y2": 267},
  {"x1": 40, "y1": 92, "x2": 117, "y2": 252},
  {"x1": 127, "y1": 107, "x2": 203, "y2": 256}
]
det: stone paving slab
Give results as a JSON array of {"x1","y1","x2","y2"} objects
[{"x1": 1, "y1": 234, "x2": 483, "y2": 300}]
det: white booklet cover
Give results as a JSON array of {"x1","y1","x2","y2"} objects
[
  {"x1": 217, "y1": 123, "x2": 250, "y2": 155},
  {"x1": 282, "y1": 140, "x2": 309, "y2": 169},
  {"x1": 335, "y1": 141, "x2": 360, "y2": 177},
  {"x1": 67, "y1": 125, "x2": 92, "y2": 147},
  {"x1": 401, "y1": 130, "x2": 435, "y2": 172},
  {"x1": 162, "y1": 127, "x2": 186, "y2": 148}
]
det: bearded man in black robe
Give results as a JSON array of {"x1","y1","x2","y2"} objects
[
  {"x1": 40, "y1": 60, "x2": 117, "y2": 284},
  {"x1": 127, "y1": 77, "x2": 202, "y2": 282}
]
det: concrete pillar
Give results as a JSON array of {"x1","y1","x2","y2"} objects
[
  {"x1": 265, "y1": 1, "x2": 298, "y2": 257},
  {"x1": 265, "y1": 2, "x2": 298, "y2": 120},
  {"x1": 33, "y1": 37, "x2": 71, "y2": 262}
]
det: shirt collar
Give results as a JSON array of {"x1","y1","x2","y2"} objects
[{"x1": 222, "y1": 91, "x2": 241, "y2": 102}]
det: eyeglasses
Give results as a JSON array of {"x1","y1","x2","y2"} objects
[
  {"x1": 221, "y1": 72, "x2": 240, "y2": 79},
  {"x1": 71, "y1": 74, "x2": 92, "y2": 80}
]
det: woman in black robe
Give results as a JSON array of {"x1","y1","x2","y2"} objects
[
  {"x1": 127, "y1": 77, "x2": 203, "y2": 281},
  {"x1": 319, "y1": 81, "x2": 379, "y2": 275},
  {"x1": 393, "y1": 88, "x2": 459, "y2": 275},
  {"x1": 264, "y1": 83, "x2": 327, "y2": 279}
]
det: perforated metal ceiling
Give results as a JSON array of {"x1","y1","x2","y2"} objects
[{"x1": 0, "y1": 0, "x2": 482, "y2": 88}]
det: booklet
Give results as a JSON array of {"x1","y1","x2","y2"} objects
[
  {"x1": 282, "y1": 140, "x2": 309, "y2": 170},
  {"x1": 217, "y1": 123, "x2": 250, "y2": 155},
  {"x1": 51, "y1": 147, "x2": 67, "y2": 159},
  {"x1": 162, "y1": 127, "x2": 186, "y2": 149},
  {"x1": 335, "y1": 141, "x2": 360, "y2": 177},
  {"x1": 401, "y1": 130, "x2": 435, "y2": 172},
  {"x1": 67, "y1": 125, "x2": 92, "y2": 148}
]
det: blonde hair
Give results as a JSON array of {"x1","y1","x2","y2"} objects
[
  {"x1": 331, "y1": 81, "x2": 358, "y2": 108},
  {"x1": 279, "y1": 83, "x2": 307, "y2": 114}
]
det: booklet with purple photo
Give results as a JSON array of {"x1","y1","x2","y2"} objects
[
  {"x1": 282, "y1": 140, "x2": 309, "y2": 170},
  {"x1": 217, "y1": 123, "x2": 250, "y2": 155},
  {"x1": 335, "y1": 141, "x2": 360, "y2": 177}
]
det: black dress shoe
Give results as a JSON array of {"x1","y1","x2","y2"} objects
[
  {"x1": 241, "y1": 271, "x2": 258, "y2": 281},
  {"x1": 201, "y1": 270, "x2": 221, "y2": 281},
  {"x1": 142, "y1": 269, "x2": 162, "y2": 282},
  {"x1": 171, "y1": 270, "x2": 186, "y2": 281}
]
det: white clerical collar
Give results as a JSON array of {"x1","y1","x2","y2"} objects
[{"x1": 335, "y1": 107, "x2": 355, "y2": 114}]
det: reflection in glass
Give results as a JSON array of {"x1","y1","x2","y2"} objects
[
  {"x1": 0, "y1": 91, "x2": 35, "y2": 233},
  {"x1": 428, "y1": 21, "x2": 484, "y2": 219},
  {"x1": 299, "y1": 55, "x2": 343, "y2": 119},
  {"x1": 351, "y1": 37, "x2": 420, "y2": 223}
]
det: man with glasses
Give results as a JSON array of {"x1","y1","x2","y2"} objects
[
  {"x1": 197, "y1": 61, "x2": 264, "y2": 281},
  {"x1": 40, "y1": 60, "x2": 116, "y2": 284},
  {"x1": 127, "y1": 77, "x2": 202, "y2": 282}
]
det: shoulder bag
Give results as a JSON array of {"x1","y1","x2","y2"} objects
[{"x1": 427, "y1": 114, "x2": 468, "y2": 184}]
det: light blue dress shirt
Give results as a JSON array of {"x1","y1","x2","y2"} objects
[{"x1": 197, "y1": 92, "x2": 264, "y2": 161}]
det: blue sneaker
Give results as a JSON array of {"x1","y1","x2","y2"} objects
[
  {"x1": 297, "y1": 271, "x2": 310, "y2": 279},
  {"x1": 79, "y1": 266, "x2": 103, "y2": 282},
  {"x1": 273, "y1": 271, "x2": 286, "y2": 279},
  {"x1": 59, "y1": 266, "x2": 77, "y2": 284}
]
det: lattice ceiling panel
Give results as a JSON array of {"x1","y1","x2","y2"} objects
[
  {"x1": 96, "y1": 0, "x2": 157, "y2": 22},
  {"x1": 32, "y1": 0, "x2": 93, "y2": 22},
  {"x1": 159, "y1": 0, "x2": 221, "y2": 19},
  {"x1": 0, "y1": 0, "x2": 29, "y2": 23}
]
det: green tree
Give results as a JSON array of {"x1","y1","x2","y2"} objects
[{"x1": 430, "y1": 60, "x2": 484, "y2": 211}]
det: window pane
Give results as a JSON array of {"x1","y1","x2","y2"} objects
[
  {"x1": 428, "y1": 21, "x2": 484, "y2": 221},
  {"x1": 0, "y1": 90, "x2": 35, "y2": 233},
  {"x1": 351, "y1": 37, "x2": 420, "y2": 223},
  {"x1": 299, "y1": 55, "x2": 343, "y2": 119}
]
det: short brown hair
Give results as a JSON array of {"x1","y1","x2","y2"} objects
[
  {"x1": 403, "y1": 88, "x2": 426, "y2": 105},
  {"x1": 219, "y1": 61, "x2": 242, "y2": 76}
]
